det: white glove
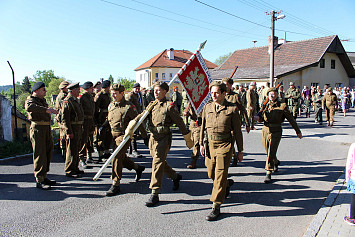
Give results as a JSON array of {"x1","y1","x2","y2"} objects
[{"x1": 125, "y1": 120, "x2": 137, "y2": 138}]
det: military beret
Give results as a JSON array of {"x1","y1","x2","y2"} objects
[
  {"x1": 101, "y1": 80, "x2": 111, "y2": 88},
  {"x1": 111, "y1": 83, "x2": 125, "y2": 92},
  {"x1": 250, "y1": 81, "x2": 256, "y2": 86},
  {"x1": 67, "y1": 82, "x2": 80, "y2": 90},
  {"x1": 59, "y1": 81, "x2": 69, "y2": 90},
  {"x1": 133, "y1": 82, "x2": 141, "y2": 88},
  {"x1": 82, "y1": 81, "x2": 93, "y2": 90},
  {"x1": 94, "y1": 81, "x2": 101, "y2": 87},
  {"x1": 266, "y1": 87, "x2": 278, "y2": 95},
  {"x1": 289, "y1": 82, "x2": 294, "y2": 86},
  {"x1": 31, "y1": 82, "x2": 45, "y2": 92},
  {"x1": 209, "y1": 80, "x2": 227, "y2": 92},
  {"x1": 153, "y1": 82, "x2": 169, "y2": 92}
]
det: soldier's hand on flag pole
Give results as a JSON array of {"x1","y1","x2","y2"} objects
[{"x1": 125, "y1": 120, "x2": 137, "y2": 138}]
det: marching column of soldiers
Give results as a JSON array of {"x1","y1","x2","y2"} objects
[{"x1": 26, "y1": 78, "x2": 304, "y2": 221}]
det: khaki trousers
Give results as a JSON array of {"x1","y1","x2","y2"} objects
[
  {"x1": 205, "y1": 140, "x2": 232, "y2": 204},
  {"x1": 190, "y1": 123, "x2": 201, "y2": 161},
  {"x1": 59, "y1": 123, "x2": 66, "y2": 150},
  {"x1": 262, "y1": 126, "x2": 282, "y2": 171},
  {"x1": 247, "y1": 108, "x2": 256, "y2": 127},
  {"x1": 65, "y1": 125, "x2": 83, "y2": 174},
  {"x1": 111, "y1": 134, "x2": 136, "y2": 182},
  {"x1": 325, "y1": 106, "x2": 335, "y2": 122},
  {"x1": 30, "y1": 124, "x2": 53, "y2": 183},
  {"x1": 149, "y1": 133, "x2": 177, "y2": 190},
  {"x1": 79, "y1": 118, "x2": 95, "y2": 158}
]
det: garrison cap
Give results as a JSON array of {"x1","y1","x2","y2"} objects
[
  {"x1": 94, "y1": 81, "x2": 101, "y2": 87},
  {"x1": 209, "y1": 80, "x2": 227, "y2": 92},
  {"x1": 59, "y1": 81, "x2": 69, "y2": 90},
  {"x1": 250, "y1": 81, "x2": 256, "y2": 86},
  {"x1": 153, "y1": 82, "x2": 169, "y2": 92},
  {"x1": 82, "y1": 81, "x2": 93, "y2": 90},
  {"x1": 31, "y1": 82, "x2": 45, "y2": 92},
  {"x1": 101, "y1": 80, "x2": 111, "y2": 88},
  {"x1": 222, "y1": 77, "x2": 233, "y2": 85},
  {"x1": 132, "y1": 83, "x2": 141, "y2": 88},
  {"x1": 111, "y1": 83, "x2": 125, "y2": 92},
  {"x1": 67, "y1": 82, "x2": 80, "y2": 90},
  {"x1": 289, "y1": 82, "x2": 294, "y2": 86},
  {"x1": 266, "y1": 87, "x2": 278, "y2": 95}
]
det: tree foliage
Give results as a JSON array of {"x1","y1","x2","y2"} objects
[
  {"x1": 108, "y1": 74, "x2": 114, "y2": 84},
  {"x1": 117, "y1": 77, "x2": 135, "y2": 91},
  {"x1": 33, "y1": 70, "x2": 58, "y2": 87},
  {"x1": 214, "y1": 52, "x2": 233, "y2": 66},
  {"x1": 21, "y1": 76, "x2": 32, "y2": 93},
  {"x1": 45, "y1": 77, "x2": 66, "y2": 102}
]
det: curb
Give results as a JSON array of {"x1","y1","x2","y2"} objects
[
  {"x1": 0, "y1": 153, "x2": 33, "y2": 163},
  {"x1": 303, "y1": 171, "x2": 346, "y2": 237}
]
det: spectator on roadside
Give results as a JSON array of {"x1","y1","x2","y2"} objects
[
  {"x1": 344, "y1": 143, "x2": 355, "y2": 226},
  {"x1": 350, "y1": 89, "x2": 355, "y2": 108},
  {"x1": 341, "y1": 89, "x2": 351, "y2": 117},
  {"x1": 302, "y1": 86, "x2": 310, "y2": 100},
  {"x1": 304, "y1": 95, "x2": 312, "y2": 118}
]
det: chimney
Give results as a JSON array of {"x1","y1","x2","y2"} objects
[
  {"x1": 278, "y1": 38, "x2": 286, "y2": 44},
  {"x1": 268, "y1": 36, "x2": 279, "y2": 54},
  {"x1": 167, "y1": 48, "x2": 174, "y2": 60}
]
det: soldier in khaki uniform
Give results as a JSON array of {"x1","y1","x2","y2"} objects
[
  {"x1": 183, "y1": 102, "x2": 202, "y2": 169},
  {"x1": 182, "y1": 90, "x2": 190, "y2": 127},
  {"x1": 25, "y1": 82, "x2": 58, "y2": 190},
  {"x1": 91, "y1": 81, "x2": 102, "y2": 158},
  {"x1": 314, "y1": 89, "x2": 324, "y2": 125},
  {"x1": 246, "y1": 81, "x2": 258, "y2": 130},
  {"x1": 55, "y1": 81, "x2": 69, "y2": 158},
  {"x1": 322, "y1": 87, "x2": 338, "y2": 127},
  {"x1": 61, "y1": 83, "x2": 85, "y2": 177},
  {"x1": 284, "y1": 82, "x2": 301, "y2": 119},
  {"x1": 130, "y1": 82, "x2": 193, "y2": 207},
  {"x1": 102, "y1": 84, "x2": 148, "y2": 196},
  {"x1": 255, "y1": 87, "x2": 302, "y2": 183},
  {"x1": 79, "y1": 82, "x2": 96, "y2": 167},
  {"x1": 128, "y1": 82, "x2": 145, "y2": 158},
  {"x1": 200, "y1": 81, "x2": 243, "y2": 221},
  {"x1": 222, "y1": 78, "x2": 250, "y2": 167},
  {"x1": 171, "y1": 86, "x2": 183, "y2": 113},
  {"x1": 95, "y1": 80, "x2": 112, "y2": 161}
]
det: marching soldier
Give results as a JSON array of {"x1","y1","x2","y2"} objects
[
  {"x1": 25, "y1": 82, "x2": 58, "y2": 189},
  {"x1": 92, "y1": 81, "x2": 102, "y2": 154},
  {"x1": 95, "y1": 80, "x2": 112, "y2": 161},
  {"x1": 246, "y1": 81, "x2": 258, "y2": 129},
  {"x1": 322, "y1": 87, "x2": 338, "y2": 127},
  {"x1": 314, "y1": 89, "x2": 324, "y2": 125},
  {"x1": 55, "y1": 80, "x2": 69, "y2": 158},
  {"x1": 222, "y1": 78, "x2": 250, "y2": 167},
  {"x1": 128, "y1": 82, "x2": 193, "y2": 207},
  {"x1": 128, "y1": 83, "x2": 145, "y2": 158},
  {"x1": 102, "y1": 84, "x2": 148, "y2": 196},
  {"x1": 182, "y1": 89, "x2": 190, "y2": 127},
  {"x1": 255, "y1": 87, "x2": 302, "y2": 184},
  {"x1": 200, "y1": 81, "x2": 243, "y2": 221},
  {"x1": 79, "y1": 82, "x2": 96, "y2": 167},
  {"x1": 183, "y1": 102, "x2": 202, "y2": 169},
  {"x1": 171, "y1": 86, "x2": 183, "y2": 113},
  {"x1": 61, "y1": 83, "x2": 85, "y2": 178},
  {"x1": 284, "y1": 82, "x2": 301, "y2": 119}
]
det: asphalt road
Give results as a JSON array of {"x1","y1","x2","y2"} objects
[{"x1": 0, "y1": 109, "x2": 353, "y2": 237}]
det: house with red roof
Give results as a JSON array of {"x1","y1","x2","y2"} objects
[
  {"x1": 211, "y1": 35, "x2": 355, "y2": 89},
  {"x1": 134, "y1": 48, "x2": 217, "y2": 90}
]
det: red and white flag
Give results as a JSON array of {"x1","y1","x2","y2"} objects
[{"x1": 177, "y1": 51, "x2": 212, "y2": 115}]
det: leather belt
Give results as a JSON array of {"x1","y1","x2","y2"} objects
[
  {"x1": 31, "y1": 121, "x2": 50, "y2": 125},
  {"x1": 264, "y1": 122, "x2": 281, "y2": 128},
  {"x1": 71, "y1": 121, "x2": 84, "y2": 125},
  {"x1": 84, "y1": 115, "x2": 93, "y2": 119}
]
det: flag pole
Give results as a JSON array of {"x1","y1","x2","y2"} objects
[{"x1": 93, "y1": 40, "x2": 207, "y2": 181}]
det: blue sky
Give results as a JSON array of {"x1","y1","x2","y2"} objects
[{"x1": 0, "y1": 0, "x2": 354, "y2": 86}]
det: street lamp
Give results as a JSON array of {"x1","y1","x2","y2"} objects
[{"x1": 268, "y1": 10, "x2": 285, "y2": 87}]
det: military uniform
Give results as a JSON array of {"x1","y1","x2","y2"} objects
[
  {"x1": 226, "y1": 90, "x2": 250, "y2": 127},
  {"x1": 246, "y1": 87, "x2": 257, "y2": 128},
  {"x1": 25, "y1": 94, "x2": 54, "y2": 185},
  {"x1": 55, "y1": 89, "x2": 68, "y2": 156},
  {"x1": 128, "y1": 90, "x2": 145, "y2": 157},
  {"x1": 61, "y1": 92, "x2": 84, "y2": 176},
  {"x1": 314, "y1": 93, "x2": 324, "y2": 124},
  {"x1": 95, "y1": 89, "x2": 112, "y2": 155},
  {"x1": 200, "y1": 99, "x2": 243, "y2": 207},
  {"x1": 182, "y1": 90, "x2": 190, "y2": 127},
  {"x1": 79, "y1": 91, "x2": 95, "y2": 162},
  {"x1": 258, "y1": 89, "x2": 301, "y2": 183},
  {"x1": 284, "y1": 86, "x2": 301, "y2": 119},
  {"x1": 186, "y1": 104, "x2": 202, "y2": 168},
  {"x1": 322, "y1": 90, "x2": 338, "y2": 126},
  {"x1": 171, "y1": 90, "x2": 183, "y2": 113}
]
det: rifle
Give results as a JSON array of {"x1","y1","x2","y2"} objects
[{"x1": 229, "y1": 66, "x2": 238, "y2": 79}]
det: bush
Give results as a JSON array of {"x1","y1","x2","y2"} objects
[{"x1": 0, "y1": 140, "x2": 33, "y2": 159}]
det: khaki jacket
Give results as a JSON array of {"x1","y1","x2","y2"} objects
[
  {"x1": 25, "y1": 95, "x2": 51, "y2": 122},
  {"x1": 61, "y1": 93, "x2": 84, "y2": 134}
]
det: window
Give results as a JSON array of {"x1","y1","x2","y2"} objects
[
  {"x1": 331, "y1": 59, "x2": 335, "y2": 69},
  {"x1": 155, "y1": 73, "x2": 159, "y2": 80},
  {"x1": 170, "y1": 73, "x2": 173, "y2": 79},
  {"x1": 140, "y1": 74, "x2": 142, "y2": 82},
  {"x1": 335, "y1": 83, "x2": 343, "y2": 88},
  {"x1": 320, "y1": 59, "x2": 325, "y2": 68},
  {"x1": 311, "y1": 83, "x2": 319, "y2": 88},
  {"x1": 162, "y1": 73, "x2": 166, "y2": 80}
]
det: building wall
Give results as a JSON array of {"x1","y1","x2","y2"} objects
[
  {"x1": 0, "y1": 95, "x2": 12, "y2": 141},
  {"x1": 135, "y1": 69, "x2": 151, "y2": 88},
  {"x1": 280, "y1": 52, "x2": 349, "y2": 89},
  {"x1": 11, "y1": 115, "x2": 30, "y2": 141}
]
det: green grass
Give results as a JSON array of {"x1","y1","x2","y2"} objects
[{"x1": 0, "y1": 140, "x2": 33, "y2": 159}]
